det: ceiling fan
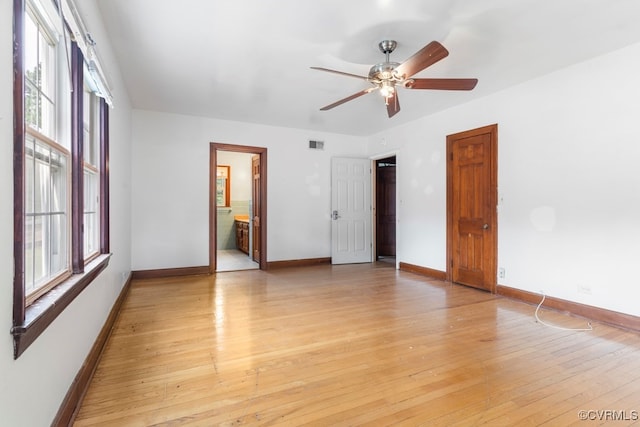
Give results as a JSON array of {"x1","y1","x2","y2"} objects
[{"x1": 311, "y1": 40, "x2": 478, "y2": 118}]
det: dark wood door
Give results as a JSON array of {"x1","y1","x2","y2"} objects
[
  {"x1": 252, "y1": 155, "x2": 261, "y2": 263},
  {"x1": 376, "y1": 158, "x2": 396, "y2": 257},
  {"x1": 447, "y1": 124, "x2": 497, "y2": 292}
]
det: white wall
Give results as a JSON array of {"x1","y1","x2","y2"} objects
[
  {"x1": 218, "y1": 151, "x2": 253, "y2": 202},
  {"x1": 368, "y1": 42, "x2": 640, "y2": 317},
  {"x1": 131, "y1": 111, "x2": 368, "y2": 270},
  {"x1": 0, "y1": 1, "x2": 133, "y2": 425}
]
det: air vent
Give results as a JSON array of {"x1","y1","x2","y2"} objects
[{"x1": 309, "y1": 140, "x2": 324, "y2": 150}]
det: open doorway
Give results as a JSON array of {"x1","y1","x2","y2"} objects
[
  {"x1": 210, "y1": 143, "x2": 267, "y2": 272},
  {"x1": 375, "y1": 156, "x2": 396, "y2": 265}
]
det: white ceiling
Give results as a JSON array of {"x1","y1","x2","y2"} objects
[{"x1": 95, "y1": 0, "x2": 640, "y2": 136}]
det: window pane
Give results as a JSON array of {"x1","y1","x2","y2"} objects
[
  {"x1": 56, "y1": 35, "x2": 71, "y2": 150},
  {"x1": 216, "y1": 178, "x2": 226, "y2": 205},
  {"x1": 24, "y1": 12, "x2": 38, "y2": 85},
  {"x1": 83, "y1": 89, "x2": 91, "y2": 163},
  {"x1": 24, "y1": 215, "x2": 34, "y2": 290},
  {"x1": 24, "y1": 13, "x2": 40, "y2": 130},
  {"x1": 41, "y1": 93, "x2": 55, "y2": 139},
  {"x1": 33, "y1": 142, "x2": 50, "y2": 213},
  {"x1": 25, "y1": 80, "x2": 41, "y2": 131},
  {"x1": 24, "y1": 136, "x2": 70, "y2": 299},
  {"x1": 50, "y1": 150, "x2": 67, "y2": 212},
  {"x1": 25, "y1": 137, "x2": 35, "y2": 213},
  {"x1": 83, "y1": 168, "x2": 99, "y2": 258},
  {"x1": 27, "y1": 215, "x2": 46, "y2": 293},
  {"x1": 25, "y1": 6, "x2": 57, "y2": 138},
  {"x1": 82, "y1": 86, "x2": 100, "y2": 258},
  {"x1": 39, "y1": 31, "x2": 55, "y2": 100},
  {"x1": 49, "y1": 213, "x2": 67, "y2": 275},
  {"x1": 82, "y1": 88, "x2": 99, "y2": 167}
]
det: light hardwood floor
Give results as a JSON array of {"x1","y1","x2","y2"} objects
[{"x1": 74, "y1": 263, "x2": 640, "y2": 426}]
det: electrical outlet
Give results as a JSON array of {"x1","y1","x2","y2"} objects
[
  {"x1": 577, "y1": 284, "x2": 592, "y2": 295},
  {"x1": 498, "y1": 268, "x2": 506, "y2": 279}
]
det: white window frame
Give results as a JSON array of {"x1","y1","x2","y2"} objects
[
  {"x1": 23, "y1": 0, "x2": 73, "y2": 304},
  {"x1": 82, "y1": 83, "x2": 100, "y2": 261}
]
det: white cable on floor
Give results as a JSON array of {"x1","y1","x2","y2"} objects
[{"x1": 535, "y1": 291, "x2": 593, "y2": 332}]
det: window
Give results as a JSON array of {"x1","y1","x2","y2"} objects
[
  {"x1": 12, "y1": 0, "x2": 112, "y2": 358},
  {"x1": 83, "y1": 83, "x2": 100, "y2": 260},
  {"x1": 24, "y1": 3, "x2": 57, "y2": 138},
  {"x1": 24, "y1": 134, "x2": 70, "y2": 304},
  {"x1": 23, "y1": 0, "x2": 72, "y2": 305},
  {"x1": 216, "y1": 165, "x2": 231, "y2": 207}
]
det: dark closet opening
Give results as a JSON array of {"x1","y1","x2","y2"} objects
[{"x1": 376, "y1": 156, "x2": 396, "y2": 260}]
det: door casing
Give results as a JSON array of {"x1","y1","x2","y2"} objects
[{"x1": 210, "y1": 143, "x2": 267, "y2": 272}]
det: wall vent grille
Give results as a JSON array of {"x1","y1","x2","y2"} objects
[{"x1": 309, "y1": 140, "x2": 324, "y2": 150}]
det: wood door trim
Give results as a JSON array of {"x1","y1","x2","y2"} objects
[
  {"x1": 210, "y1": 143, "x2": 267, "y2": 273},
  {"x1": 446, "y1": 124, "x2": 498, "y2": 292}
]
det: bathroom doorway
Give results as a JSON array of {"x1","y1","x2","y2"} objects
[{"x1": 210, "y1": 143, "x2": 267, "y2": 272}]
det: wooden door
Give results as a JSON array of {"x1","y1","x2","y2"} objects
[
  {"x1": 252, "y1": 155, "x2": 261, "y2": 263},
  {"x1": 376, "y1": 157, "x2": 396, "y2": 257},
  {"x1": 447, "y1": 124, "x2": 497, "y2": 292},
  {"x1": 331, "y1": 157, "x2": 372, "y2": 264}
]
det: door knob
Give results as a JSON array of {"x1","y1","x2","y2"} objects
[
  {"x1": 483, "y1": 223, "x2": 489, "y2": 229},
  {"x1": 332, "y1": 210, "x2": 340, "y2": 220}
]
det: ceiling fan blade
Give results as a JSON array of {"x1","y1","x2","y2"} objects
[
  {"x1": 310, "y1": 67, "x2": 368, "y2": 80},
  {"x1": 319, "y1": 88, "x2": 375, "y2": 111},
  {"x1": 406, "y1": 78, "x2": 478, "y2": 90},
  {"x1": 386, "y1": 93, "x2": 400, "y2": 118},
  {"x1": 394, "y1": 41, "x2": 449, "y2": 79}
]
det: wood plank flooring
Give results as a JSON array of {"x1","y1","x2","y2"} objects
[{"x1": 73, "y1": 263, "x2": 640, "y2": 426}]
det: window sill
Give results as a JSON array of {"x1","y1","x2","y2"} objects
[{"x1": 11, "y1": 253, "x2": 112, "y2": 359}]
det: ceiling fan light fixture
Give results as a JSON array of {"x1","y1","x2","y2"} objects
[
  {"x1": 379, "y1": 81, "x2": 395, "y2": 97},
  {"x1": 312, "y1": 39, "x2": 477, "y2": 117}
]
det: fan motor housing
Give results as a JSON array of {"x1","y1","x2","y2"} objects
[{"x1": 368, "y1": 62, "x2": 401, "y2": 81}]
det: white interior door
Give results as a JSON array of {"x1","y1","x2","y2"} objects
[{"x1": 331, "y1": 157, "x2": 372, "y2": 264}]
